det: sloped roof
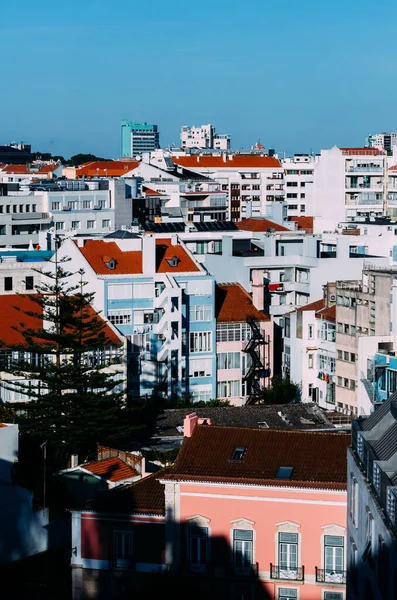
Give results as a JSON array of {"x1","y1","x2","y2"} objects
[
  {"x1": 156, "y1": 238, "x2": 200, "y2": 273},
  {"x1": 235, "y1": 218, "x2": 289, "y2": 233},
  {"x1": 83, "y1": 471, "x2": 167, "y2": 515},
  {"x1": 290, "y1": 216, "x2": 314, "y2": 233},
  {"x1": 0, "y1": 294, "x2": 120, "y2": 347},
  {"x1": 83, "y1": 456, "x2": 137, "y2": 483},
  {"x1": 341, "y1": 147, "x2": 386, "y2": 156},
  {"x1": 215, "y1": 283, "x2": 269, "y2": 323},
  {"x1": 173, "y1": 155, "x2": 282, "y2": 169},
  {"x1": 75, "y1": 160, "x2": 139, "y2": 178},
  {"x1": 297, "y1": 299, "x2": 324, "y2": 312},
  {"x1": 163, "y1": 425, "x2": 350, "y2": 490},
  {"x1": 143, "y1": 186, "x2": 166, "y2": 197},
  {"x1": 316, "y1": 305, "x2": 336, "y2": 322}
]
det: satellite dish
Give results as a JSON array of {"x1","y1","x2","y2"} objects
[{"x1": 135, "y1": 155, "x2": 142, "y2": 161}]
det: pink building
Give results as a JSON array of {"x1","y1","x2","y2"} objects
[
  {"x1": 71, "y1": 416, "x2": 349, "y2": 600},
  {"x1": 216, "y1": 283, "x2": 272, "y2": 405}
]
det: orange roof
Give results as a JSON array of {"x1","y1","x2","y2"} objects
[
  {"x1": 75, "y1": 160, "x2": 139, "y2": 178},
  {"x1": 341, "y1": 147, "x2": 386, "y2": 156},
  {"x1": 79, "y1": 240, "x2": 143, "y2": 275},
  {"x1": 389, "y1": 165, "x2": 397, "y2": 171},
  {"x1": 78, "y1": 238, "x2": 200, "y2": 275},
  {"x1": 216, "y1": 283, "x2": 270, "y2": 323},
  {"x1": 1, "y1": 164, "x2": 29, "y2": 174},
  {"x1": 290, "y1": 216, "x2": 314, "y2": 233},
  {"x1": 83, "y1": 456, "x2": 137, "y2": 482},
  {"x1": 316, "y1": 305, "x2": 336, "y2": 322},
  {"x1": 173, "y1": 155, "x2": 281, "y2": 169},
  {"x1": 0, "y1": 424, "x2": 8, "y2": 428},
  {"x1": 38, "y1": 164, "x2": 60, "y2": 173},
  {"x1": 0, "y1": 294, "x2": 120, "y2": 347},
  {"x1": 156, "y1": 238, "x2": 200, "y2": 273},
  {"x1": 236, "y1": 218, "x2": 289, "y2": 232},
  {"x1": 143, "y1": 186, "x2": 166, "y2": 197},
  {"x1": 298, "y1": 299, "x2": 324, "y2": 312}
]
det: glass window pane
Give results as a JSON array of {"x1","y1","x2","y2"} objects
[{"x1": 234, "y1": 529, "x2": 253, "y2": 541}]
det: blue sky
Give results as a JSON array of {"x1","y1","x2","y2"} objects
[{"x1": 1, "y1": 0, "x2": 396, "y2": 158}]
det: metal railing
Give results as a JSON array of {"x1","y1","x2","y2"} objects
[
  {"x1": 270, "y1": 564, "x2": 304, "y2": 581},
  {"x1": 315, "y1": 567, "x2": 346, "y2": 584}
]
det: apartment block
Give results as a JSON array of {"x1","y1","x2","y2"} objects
[
  {"x1": 121, "y1": 121, "x2": 160, "y2": 157},
  {"x1": 367, "y1": 131, "x2": 397, "y2": 154},
  {"x1": 181, "y1": 124, "x2": 230, "y2": 150},
  {"x1": 281, "y1": 154, "x2": 315, "y2": 219}
]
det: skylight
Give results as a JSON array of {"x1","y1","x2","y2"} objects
[
  {"x1": 275, "y1": 466, "x2": 294, "y2": 479},
  {"x1": 231, "y1": 446, "x2": 246, "y2": 461}
]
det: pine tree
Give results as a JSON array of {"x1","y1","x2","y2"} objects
[{"x1": 1, "y1": 257, "x2": 138, "y2": 468}]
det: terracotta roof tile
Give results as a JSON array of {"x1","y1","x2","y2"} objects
[
  {"x1": 83, "y1": 470, "x2": 168, "y2": 515},
  {"x1": 83, "y1": 456, "x2": 137, "y2": 482},
  {"x1": 0, "y1": 294, "x2": 120, "y2": 347},
  {"x1": 75, "y1": 160, "x2": 139, "y2": 178},
  {"x1": 340, "y1": 147, "x2": 386, "y2": 156},
  {"x1": 235, "y1": 218, "x2": 289, "y2": 232},
  {"x1": 298, "y1": 299, "x2": 324, "y2": 312},
  {"x1": 165, "y1": 426, "x2": 350, "y2": 489},
  {"x1": 173, "y1": 155, "x2": 282, "y2": 169},
  {"x1": 316, "y1": 305, "x2": 336, "y2": 322},
  {"x1": 156, "y1": 238, "x2": 200, "y2": 273},
  {"x1": 216, "y1": 284, "x2": 269, "y2": 323},
  {"x1": 1, "y1": 164, "x2": 30, "y2": 174},
  {"x1": 143, "y1": 186, "x2": 166, "y2": 197},
  {"x1": 290, "y1": 216, "x2": 314, "y2": 233}
]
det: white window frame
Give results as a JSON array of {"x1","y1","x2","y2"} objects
[
  {"x1": 107, "y1": 309, "x2": 132, "y2": 326},
  {"x1": 113, "y1": 531, "x2": 132, "y2": 568},
  {"x1": 190, "y1": 331, "x2": 212, "y2": 353},
  {"x1": 190, "y1": 304, "x2": 212, "y2": 322}
]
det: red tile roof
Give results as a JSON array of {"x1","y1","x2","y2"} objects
[
  {"x1": 1, "y1": 164, "x2": 30, "y2": 174},
  {"x1": 164, "y1": 425, "x2": 350, "y2": 490},
  {"x1": 316, "y1": 305, "x2": 336, "y2": 322},
  {"x1": 235, "y1": 218, "x2": 289, "y2": 233},
  {"x1": 78, "y1": 238, "x2": 200, "y2": 275},
  {"x1": 0, "y1": 424, "x2": 8, "y2": 428},
  {"x1": 38, "y1": 164, "x2": 60, "y2": 173},
  {"x1": 340, "y1": 147, "x2": 386, "y2": 156},
  {"x1": 75, "y1": 160, "x2": 139, "y2": 178},
  {"x1": 84, "y1": 470, "x2": 168, "y2": 515},
  {"x1": 83, "y1": 456, "x2": 137, "y2": 482},
  {"x1": 298, "y1": 299, "x2": 324, "y2": 312},
  {"x1": 143, "y1": 187, "x2": 166, "y2": 197},
  {"x1": 290, "y1": 216, "x2": 314, "y2": 233},
  {"x1": 216, "y1": 284, "x2": 270, "y2": 323},
  {"x1": 389, "y1": 165, "x2": 397, "y2": 171},
  {"x1": 79, "y1": 240, "x2": 143, "y2": 275},
  {"x1": 0, "y1": 294, "x2": 120, "y2": 347},
  {"x1": 173, "y1": 155, "x2": 282, "y2": 169}
]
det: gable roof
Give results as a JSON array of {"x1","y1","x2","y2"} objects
[
  {"x1": 75, "y1": 160, "x2": 139, "y2": 178},
  {"x1": 297, "y1": 299, "x2": 324, "y2": 312},
  {"x1": 316, "y1": 305, "x2": 336, "y2": 322},
  {"x1": 172, "y1": 155, "x2": 282, "y2": 169},
  {"x1": 0, "y1": 294, "x2": 120, "y2": 347},
  {"x1": 78, "y1": 238, "x2": 200, "y2": 275},
  {"x1": 235, "y1": 218, "x2": 289, "y2": 233},
  {"x1": 289, "y1": 216, "x2": 314, "y2": 233},
  {"x1": 163, "y1": 426, "x2": 350, "y2": 490},
  {"x1": 143, "y1": 186, "x2": 166, "y2": 197},
  {"x1": 216, "y1": 283, "x2": 269, "y2": 323},
  {"x1": 83, "y1": 471, "x2": 167, "y2": 515},
  {"x1": 82, "y1": 456, "x2": 137, "y2": 483}
]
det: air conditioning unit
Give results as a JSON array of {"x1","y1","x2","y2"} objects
[
  {"x1": 62, "y1": 206, "x2": 71, "y2": 211},
  {"x1": 93, "y1": 204, "x2": 102, "y2": 210},
  {"x1": 329, "y1": 294, "x2": 336, "y2": 302}
]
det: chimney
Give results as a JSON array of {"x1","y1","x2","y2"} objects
[
  {"x1": 142, "y1": 235, "x2": 156, "y2": 274},
  {"x1": 184, "y1": 413, "x2": 199, "y2": 437},
  {"x1": 70, "y1": 454, "x2": 79, "y2": 468},
  {"x1": 171, "y1": 234, "x2": 178, "y2": 246},
  {"x1": 252, "y1": 269, "x2": 265, "y2": 311},
  {"x1": 223, "y1": 153, "x2": 227, "y2": 162}
]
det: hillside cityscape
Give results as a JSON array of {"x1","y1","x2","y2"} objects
[{"x1": 1, "y1": 121, "x2": 397, "y2": 599}]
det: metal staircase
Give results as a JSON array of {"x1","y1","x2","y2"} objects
[{"x1": 243, "y1": 316, "x2": 270, "y2": 405}]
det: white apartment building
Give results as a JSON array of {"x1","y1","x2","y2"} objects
[
  {"x1": 282, "y1": 154, "x2": 316, "y2": 218},
  {"x1": 172, "y1": 154, "x2": 284, "y2": 220},
  {"x1": 367, "y1": 131, "x2": 397, "y2": 154},
  {"x1": 180, "y1": 124, "x2": 230, "y2": 150}
]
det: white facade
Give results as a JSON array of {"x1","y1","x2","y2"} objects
[
  {"x1": 367, "y1": 131, "x2": 397, "y2": 153},
  {"x1": 180, "y1": 124, "x2": 230, "y2": 150},
  {"x1": 282, "y1": 154, "x2": 316, "y2": 218}
]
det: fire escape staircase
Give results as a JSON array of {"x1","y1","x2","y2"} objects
[{"x1": 243, "y1": 316, "x2": 269, "y2": 405}]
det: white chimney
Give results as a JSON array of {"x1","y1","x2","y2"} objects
[
  {"x1": 70, "y1": 454, "x2": 79, "y2": 468},
  {"x1": 142, "y1": 235, "x2": 156, "y2": 275}
]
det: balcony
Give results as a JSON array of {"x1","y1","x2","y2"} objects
[
  {"x1": 347, "y1": 166, "x2": 383, "y2": 173},
  {"x1": 270, "y1": 564, "x2": 304, "y2": 581},
  {"x1": 234, "y1": 563, "x2": 259, "y2": 578},
  {"x1": 315, "y1": 567, "x2": 346, "y2": 584}
]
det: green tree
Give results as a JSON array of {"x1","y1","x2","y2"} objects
[
  {"x1": 260, "y1": 375, "x2": 299, "y2": 404},
  {"x1": 1, "y1": 260, "x2": 138, "y2": 469},
  {"x1": 67, "y1": 153, "x2": 108, "y2": 166}
]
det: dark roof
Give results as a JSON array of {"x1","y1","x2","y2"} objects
[
  {"x1": 144, "y1": 222, "x2": 185, "y2": 234},
  {"x1": 194, "y1": 221, "x2": 238, "y2": 232},
  {"x1": 163, "y1": 426, "x2": 350, "y2": 490},
  {"x1": 83, "y1": 471, "x2": 167, "y2": 515},
  {"x1": 154, "y1": 404, "x2": 335, "y2": 438},
  {"x1": 104, "y1": 230, "x2": 140, "y2": 239}
]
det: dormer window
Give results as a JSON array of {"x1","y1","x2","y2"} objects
[
  {"x1": 104, "y1": 257, "x2": 117, "y2": 270},
  {"x1": 231, "y1": 447, "x2": 246, "y2": 461},
  {"x1": 276, "y1": 466, "x2": 294, "y2": 480},
  {"x1": 167, "y1": 256, "x2": 181, "y2": 268}
]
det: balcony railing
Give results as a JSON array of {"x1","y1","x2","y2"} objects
[
  {"x1": 270, "y1": 564, "x2": 304, "y2": 581},
  {"x1": 315, "y1": 567, "x2": 346, "y2": 584},
  {"x1": 235, "y1": 563, "x2": 259, "y2": 578}
]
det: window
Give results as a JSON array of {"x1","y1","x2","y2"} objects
[
  {"x1": 196, "y1": 242, "x2": 206, "y2": 254},
  {"x1": 51, "y1": 202, "x2": 60, "y2": 210},
  {"x1": 344, "y1": 351, "x2": 349, "y2": 361},
  {"x1": 102, "y1": 219, "x2": 110, "y2": 228},
  {"x1": 56, "y1": 221, "x2": 64, "y2": 230},
  {"x1": 344, "y1": 324, "x2": 349, "y2": 335},
  {"x1": 25, "y1": 276, "x2": 34, "y2": 291},
  {"x1": 276, "y1": 466, "x2": 294, "y2": 479},
  {"x1": 344, "y1": 378, "x2": 349, "y2": 388},
  {"x1": 278, "y1": 590, "x2": 297, "y2": 600},
  {"x1": 373, "y1": 463, "x2": 381, "y2": 494},
  {"x1": 363, "y1": 510, "x2": 374, "y2": 562},
  {"x1": 284, "y1": 317, "x2": 291, "y2": 338},
  {"x1": 233, "y1": 529, "x2": 253, "y2": 568},
  {"x1": 337, "y1": 322, "x2": 343, "y2": 333},
  {"x1": 308, "y1": 324, "x2": 313, "y2": 339},
  {"x1": 350, "y1": 325, "x2": 356, "y2": 336},
  {"x1": 308, "y1": 383, "x2": 313, "y2": 398},
  {"x1": 232, "y1": 447, "x2": 246, "y2": 461},
  {"x1": 324, "y1": 593, "x2": 343, "y2": 600},
  {"x1": 217, "y1": 352, "x2": 240, "y2": 370},
  {"x1": 107, "y1": 309, "x2": 132, "y2": 326},
  {"x1": 189, "y1": 358, "x2": 212, "y2": 378},
  {"x1": 189, "y1": 526, "x2": 208, "y2": 570},
  {"x1": 87, "y1": 220, "x2": 95, "y2": 229},
  {"x1": 357, "y1": 433, "x2": 364, "y2": 459},
  {"x1": 217, "y1": 380, "x2": 240, "y2": 398},
  {"x1": 351, "y1": 353, "x2": 356, "y2": 363},
  {"x1": 108, "y1": 284, "x2": 133, "y2": 300},
  {"x1": 308, "y1": 354, "x2": 313, "y2": 369},
  {"x1": 190, "y1": 304, "x2": 212, "y2": 322},
  {"x1": 32, "y1": 204, "x2": 36, "y2": 212},
  {"x1": 337, "y1": 376, "x2": 342, "y2": 386},
  {"x1": 300, "y1": 204, "x2": 305, "y2": 212},
  {"x1": 287, "y1": 182, "x2": 298, "y2": 187},
  {"x1": 4, "y1": 277, "x2": 12, "y2": 292},
  {"x1": 190, "y1": 331, "x2": 212, "y2": 353},
  {"x1": 389, "y1": 370, "x2": 397, "y2": 393},
  {"x1": 83, "y1": 200, "x2": 91, "y2": 209},
  {"x1": 216, "y1": 323, "x2": 251, "y2": 342},
  {"x1": 71, "y1": 221, "x2": 80, "y2": 229},
  {"x1": 337, "y1": 350, "x2": 342, "y2": 360},
  {"x1": 387, "y1": 489, "x2": 396, "y2": 524},
  {"x1": 279, "y1": 533, "x2": 298, "y2": 570},
  {"x1": 324, "y1": 535, "x2": 344, "y2": 576},
  {"x1": 287, "y1": 193, "x2": 298, "y2": 198},
  {"x1": 134, "y1": 283, "x2": 154, "y2": 298},
  {"x1": 114, "y1": 532, "x2": 132, "y2": 567},
  {"x1": 318, "y1": 354, "x2": 327, "y2": 370},
  {"x1": 350, "y1": 380, "x2": 356, "y2": 390}
]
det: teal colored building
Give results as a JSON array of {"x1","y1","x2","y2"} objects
[{"x1": 121, "y1": 120, "x2": 160, "y2": 157}]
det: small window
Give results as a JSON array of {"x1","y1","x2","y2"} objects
[
  {"x1": 4, "y1": 277, "x2": 12, "y2": 292},
  {"x1": 276, "y1": 466, "x2": 294, "y2": 479},
  {"x1": 231, "y1": 447, "x2": 246, "y2": 461},
  {"x1": 25, "y1": 276, "x2": 34, "y2": 291},
  {"x1": 278, "y1": 589, "x2": 297, "y2": 599}
]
